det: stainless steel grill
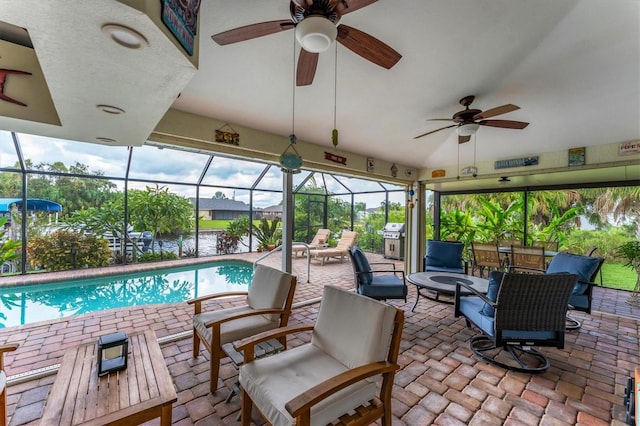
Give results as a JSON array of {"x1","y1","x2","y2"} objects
[{"x1": 383, "y1": 222, "x2": 405, "y2": 260}]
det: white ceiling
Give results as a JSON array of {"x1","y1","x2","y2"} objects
[{"x1": 1, "y1": 0, "x2": 639, "y2": 187}]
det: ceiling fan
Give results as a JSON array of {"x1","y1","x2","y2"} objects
[
  {"x1": 414, "y1": 95, "x2": 530, "y2": 144},
  {"x1": 211, "y1": 0, "x2": 402, "y2": 86}
]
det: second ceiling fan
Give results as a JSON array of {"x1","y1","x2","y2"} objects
[
  {"x1": 414, "y1": 95, "x2": 530, "y2": 144},
  {"x1": 211, "y1": 0, "x2": 402, "y2": 86}
]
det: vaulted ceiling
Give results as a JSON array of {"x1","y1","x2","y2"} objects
[{"x1": 1, "y1": 0, "x2": 638, "y2": 191}]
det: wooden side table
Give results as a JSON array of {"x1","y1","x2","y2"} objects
[{"x1": 40, "y1": 330, "x2": 177, "y2": 426}]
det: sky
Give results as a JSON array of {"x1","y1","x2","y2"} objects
[{"x1": 0, "y1": 131, "x2": 405, "y2": 208}]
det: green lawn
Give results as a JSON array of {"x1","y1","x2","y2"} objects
[
  {"x1": 198, "y1": 219, "x2": 229, "y2": 229},
  {"x1": 600, "y1": 262, "x2": 637, "y2": 291}
]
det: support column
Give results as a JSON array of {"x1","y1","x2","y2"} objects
[{"x1": 282, "y1": 173, "x2": 294, "y2": 273}]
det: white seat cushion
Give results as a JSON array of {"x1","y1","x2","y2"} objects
[
  {"x1": 193, "y1": 305, "x2": 279, "y2": 345},
  {"x1": 239, "y1": 344, "x2": 377, "y2": 426},
  {"x1": 247, "y1": 265, "x2": 294, "y2": 321}
]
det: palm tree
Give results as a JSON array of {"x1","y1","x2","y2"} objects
[{"x1": 591, "y1": 187, "x2": 640, "y2": 238}]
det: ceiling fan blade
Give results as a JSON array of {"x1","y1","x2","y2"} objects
[
  {"x1": 474, "y1": 104, "x2": 519, "y2": 120},
  {"x1": 334, "y1": 0, "x2": 378, "y2": 15},
  {"x1": 212, "y1": 20, "x2": 293, "y2": 45},
  {"x1": 458, "y1": 135, "x2": 471, "y2": 144},
  {"x1": 478, "y1": 119, "x2": 530, "y2": 129},
  {"x1": 297, "y1": 49, "x2": 319, "y2": 86},
  {"x1": 427, "y1": 118, "x2": 456, "y2": 122},
  {"x1": 414, "y1": 124, "x2": 456, "y2": 139},
  {"x1": 336, "y1": 24, "x2": 401, "y2": 69}
]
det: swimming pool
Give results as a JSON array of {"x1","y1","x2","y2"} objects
[{"x1": 0, "y1": 260, "x2": 254, "y2": 328}]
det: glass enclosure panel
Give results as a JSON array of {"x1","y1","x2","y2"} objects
[
  {"x1": 254, "y1": 165, "x2": 283, "y2": 191},
  {"x1": 197, "y1": 187, "x2": 252, "y2": 255},
  {"x1": 17, "y1": 133, "x2": 129, "y2": 178},
  {"x1": 201, "y1": 156, "x2": 269, "y2": 189},
  {"x1": 334, "y1": 175, "x2": 385, "y2": 193},
  {"x1": 0, "y1": 131, "x2": 20, "y2": 169},
  {"x1": 354, "y1": 192, "x2": 391, "y2": 254},
  {"x1": 129, "y1": 144, "x2": 209, "y2": 183}
]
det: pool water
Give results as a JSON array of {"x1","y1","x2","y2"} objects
[{"x1": 0, "y1": 260, "x2": 254, "y2": 328}]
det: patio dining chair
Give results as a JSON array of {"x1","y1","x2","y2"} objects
[
  {"x1": 471, "y1": 242, "x2": 502, "y2": 278},
  {"x1": 236, "y1": 285, "x2": 404, "y2": 426},
  {"x1": 188, "y1": 264, "x2": 296, "y2": 393},
  {"x1": 509, "y1": 245, "x2": 545, "y2": 273},
  {"x1": 454, "y1": 272, "x2": 577, "y2": 373}
]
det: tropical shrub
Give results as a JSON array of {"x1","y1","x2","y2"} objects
[{"x1": 27, "y1": 230, "x2": 111, "y2": 271}]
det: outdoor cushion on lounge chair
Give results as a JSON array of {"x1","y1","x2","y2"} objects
[
  {"x1": 237, "y1": 285, "x2": 404, "y2": 426},
  {"x1": 292, "y1": 228, "x2": 331, "y2": 257},
  {"x1": 188, "y1": 264, "x2": 296, "y2": 393},
  {"x1": 348, "y1": 245, "x2": 407, "y2": 301},
  {"x1": 310, "y1": 230, "x2": 358, "y2": 265}
]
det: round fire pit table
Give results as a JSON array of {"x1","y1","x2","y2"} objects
[{"x1": 407, "y1": 271, "x2": 489, "y2": 311}]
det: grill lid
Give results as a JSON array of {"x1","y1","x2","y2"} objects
[{"x1": 383, "y1": 222, "x2": 405, "y2": 233}]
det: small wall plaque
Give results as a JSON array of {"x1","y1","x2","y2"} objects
[
  {"x1": 325, "y1": 152, "x2": 347, "y2": 165},
  {"x1": 619, "y1": 141, "x2": 640, "y2": 156},
  {"x1": 432, "y1": 169, "x2": 446, "y2": 178},
  {"x1": 568, "y1": 147, "x2": 585, "y2": 167},
  {"x1": 367, "y1": 158, "x2": 375, "y2": 173},
  {"x1": 215, "y1": 123, "x2": 239, "y2": 146}
]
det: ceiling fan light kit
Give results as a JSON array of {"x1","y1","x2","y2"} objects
[
  {"x1": 456, "y1": 123, "x2": 479, "y2": 136},
  {"x1": 295, "y1": 16, "x2": 337, "y2": 53}
]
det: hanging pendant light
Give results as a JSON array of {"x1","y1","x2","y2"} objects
[{"x1": 280, "y1": 32, "x2": 303, "y2": 174}]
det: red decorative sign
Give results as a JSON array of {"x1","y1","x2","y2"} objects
[
  {"x1": 0, "y1": 69, "x2": 32, "y2": 106},
  {"x1": 325, "y1": 152, "x2": 347, "y2": 165}
]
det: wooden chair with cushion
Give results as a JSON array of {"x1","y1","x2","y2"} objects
[
  {"x1": 0, "y1": 343, "x2": 17, "y2": 426},
  {"x1": 237, "y1": 285, "x2": 404, "y2": 426},
  {"x1": 188, "y1": 264, "x2": 296, "y2": 393}
]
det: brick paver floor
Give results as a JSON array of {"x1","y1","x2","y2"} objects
[{"x1": 1, "y1": 252, "x2": 638, "y2": 425}]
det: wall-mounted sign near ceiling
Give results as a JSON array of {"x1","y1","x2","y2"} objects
[
  {"x1": 619, "y1": 141, "x2": 640, "y2": 156},
  {"x1": 161, "y1": 0, "x2": 200, "y2": 56},
  {"x1": 432, "y1": 169, "x2": 445, "y2": 178},
  {"x1": 325, "y1": 152, "x2": 347, "y2": 165},
  {"x1": 494, "y1": 156, "x2": 538, "y2": 170}
]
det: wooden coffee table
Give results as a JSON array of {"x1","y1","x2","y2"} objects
[
  {"x1": 407, "y1": 271, "x2": 489, "y2": 311},
  {"x1": 40, "y1": 330, "x2": 177, "y2": 426}
]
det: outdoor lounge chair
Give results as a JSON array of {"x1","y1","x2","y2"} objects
[
  {"x1": 348, "y1": 245, "x2": 407, "y2": 301},
  {"x1": 237, "y1": 285, "x2": 404, "y2": 426},
  {"x1": 509, "y1": 252, "x2": 605, "y2": 329},
  {"x1": 188, "y1": 264, "x2": 296, "y2": 393},
  {"x1": 455, "y1": 272, "x2": 578, "y2": 373},
  {"x1": 424, "y1": 240, "x2": 468, "y2": 274},
  {"x1": 292, "y1": 228, "x2": 331, "y2": 257},
  {"x1": 0, "y1": 343, "x2": 17, "y2": 426},
  {"x1": 309, "y1": 230, "x2": 358, "y2": 265}
]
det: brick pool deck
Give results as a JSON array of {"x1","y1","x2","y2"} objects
[{"x1": 0, "y1": 252, "x2": 639, "y2": 425}]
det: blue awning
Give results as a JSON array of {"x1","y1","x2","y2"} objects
[{"x1": 0, "y1": 198, "x2": 62, "y2": 212}]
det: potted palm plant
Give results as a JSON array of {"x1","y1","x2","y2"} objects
[
  {"x1": 617, "y1": 240, "x2": 640, "y2": 306},
  {"x1": 252, "y1": 218, "x2": 282, "y2": 251}
]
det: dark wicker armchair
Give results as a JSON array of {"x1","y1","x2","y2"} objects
[{"x1": 454, "y1": 272, "x2": 578, "y2": 373}]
